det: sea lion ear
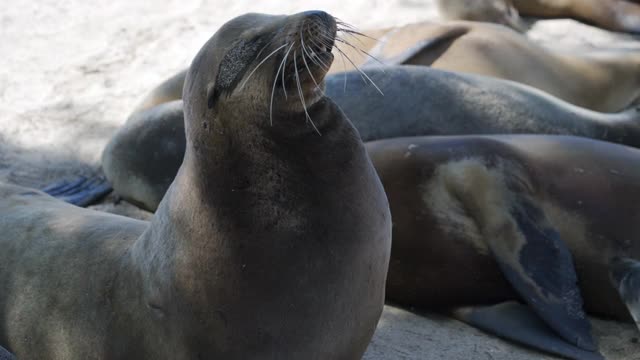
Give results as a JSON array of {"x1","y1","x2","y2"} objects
[
  {"x1": 207, "y1": 82, "x2": 220, "y2": 109},
  {"x1": 208, "y1": 38, "x2": 261, "y2": 108}
]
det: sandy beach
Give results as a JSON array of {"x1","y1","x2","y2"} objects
[{"x1": 1, "y1": 1, "x2": 639, "y2": 358}]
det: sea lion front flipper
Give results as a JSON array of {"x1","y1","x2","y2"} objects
[
  {"x1": 0, "y1": 344, "x2": 15, "y2": 360},
  {"x1": 481, "y1": 196, "x2": 596, "y2": 351},
  {"x1": 609, "y1": 257, "x2": 640, "y2": 330},
  {"x1": 453, "y1": 302, "x2": 604, "y2": 360},
  {"x1": 41, "y1": 175, "x2": 112, "y2": 207}
]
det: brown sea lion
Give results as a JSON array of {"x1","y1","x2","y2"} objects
[
  {"x1": 0, "y1": 11, "x2": 392, "y2": 359},
  {"x1": 350, "y1": 21, "x2": 640, "y2": 113},
  {"x1": 366, "y1": 134, "x2": 640, "y2": 360},
  {"x1": 135, "y1": 21, "x2": 640, "y2": 114},
  {"x1": 437, "y1": 0, "x2": 640, "y2": 34}
]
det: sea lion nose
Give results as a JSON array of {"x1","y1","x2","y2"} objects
[
  {"x1": 301, "y1": 10, "x2": 332, "y2": 24},
  {"x1": 301, "y1": 10, "x2": 329, "y2": 18}
]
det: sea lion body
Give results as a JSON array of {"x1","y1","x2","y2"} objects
[
  {"x1": 437, "y1": 0, "x2": 640, "y2": 34},
  {"x1": 0, "y1": 11, "x2": 392, "y2": 359},
  {"x1": 368, "y1": 134, "x2": 640, "y2": 359},
  {"x1": 368, "y1": 135, "x2": 639, "y2": 320},
  {"x1": 102, "y1": 65, "x2": 640, "y2": 211}
]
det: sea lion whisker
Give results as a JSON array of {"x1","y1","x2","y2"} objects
[
  {"x1": 333, "y1": 38, "x2": 365, "y2": 58},
  {"x1": 281, "y1": 42, "x2": 295, "y2": 98},
  {"x1": 335, "y1": 38, "x2": 388, "y2": 70},
  {"x1": 332, "y1": 44, "x2": 384, "y2": 96},
  {"x1": 305, "y1": 35, "x2": 332, "y2": 70},
  {"x1": 300, "y1": 26, "x2": 323, "y2": 93},
  {"x1": 271, "y1": 42, "x2": 295, "y2": 126},
  {"x1": 240, "y1": 43, "x2": 290, "y2": 89},
  {"x1": 335, "y1": 22, "x2": 379, "y2": 43},
  {"x1": 330, "y1": 42, "x2": 365, "y2": 83},
  {"x1": 293, "y1": 50, "x2": 321, "y2": 135},
  {"x1": 315, "y1": 34, "x2": 343, "y2": 58},
  {"x1": 256, "y1": 27, "x2": 301, "y2": 59},
  {"x1": 334, "y1": 19, "x2": 359, "y2": 32},
  {"x1": 313, "y1": 34, "x2": 349, "y2": 91},
  {"x1": 339, "y1": 51, "x2": 349, "y2": 92},
  {"x1": 255, "y1": 29, "x2": 284, "y2": 59},
  {"x1": 301, "y1": 45, "x2": 323, "y2": 93},
  {"x1": 338, "y1": 28, "x2": 377, "y2": 42},
  {"x1": 303, "y1": 42, "x2": 326, "y2": 70},
  {"x1": 300, "y1": 23, "x2": 326, "y2": 68},
  {"x1": 302, "y1": 27, "x2": 331, "y2": 70}
]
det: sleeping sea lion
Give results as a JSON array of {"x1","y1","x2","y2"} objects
[
  {"x1": 100, "y1": 65, "x2": 640, "y2": 211},
  {"x1": 0, "y1": 11, "x2": 392, "y2": 359},
  {"x1": 366, "y1": 134, "x2": 640, "y2": 360},
  {"x1": 437, "y1": 0, "x2": 640, "y2": 34}
]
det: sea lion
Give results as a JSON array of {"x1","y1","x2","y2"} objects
[
  {"x1": 437, "y1": 0, "x2": 640, "y2": 34},
  {"x1": 352, "y1": 21, "x2": 640, "y2": 113},
  {"x1": 100, "y1": 65, "x2": 640, "y2": 212},
  {"x1": 366, "y1": 134, "x2": 640, "y2": 360},
  {"x1": 0, "y1": 11, "x2": 392, "y2": 359},
  {"x1": 133, "y1": 21, "x2": 640, "y2": 113}
]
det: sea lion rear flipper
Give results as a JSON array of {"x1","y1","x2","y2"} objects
[
  {"x1": 482, "y1": 196, "x2": 596, "y2": 351},
  {"x1": 453, "y1": 302, "x2": 604, "y2": 360},
  {"x1": 362, "y1": 25, "x2": 469, "y2": 68},
  {"x1": 0, "y1": 345, "x2": 15, "y2": 360},
  {"x1": 610, "y1": 257, "x2": 640, "y2": 330},
  {"x1": 41, "y1": 175, "x2": 112, "y2": 207}
]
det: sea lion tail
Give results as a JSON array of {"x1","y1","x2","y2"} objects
[
  {"x1": 609, "y1": 257, "x2": 640, "y2": 331},
  {"x1": 452, "y1": 302, "x2": 604, "y2": 360},
  {"x1": 0, "y1": 345, "x2": 15, "y2": 360},
  {"x1": 41, "y1": 174, "x2": 112, "y2": 207}
]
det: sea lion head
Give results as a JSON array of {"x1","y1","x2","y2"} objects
[{"x1": 183, "y1": 11, "x2": 339, "y2": 138}]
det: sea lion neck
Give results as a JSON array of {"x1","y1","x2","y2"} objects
[
  {"x1": 128, "y1": 92, "x2": 360, "y2": 300},
  {"x1": 182, "y1": 95, "x2": 349, "y2": 192}
]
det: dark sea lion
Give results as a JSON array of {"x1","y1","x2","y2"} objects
[
  {"x1": 366, "y1": 134, "x2": 640, "y2": 360},
  {"x1": 437, "y1": 0, "x2": 640, "y2": 34},
  {"x1": 101, "y1": 65, "x2": 640, "y2": 211},
  {"x1": 0, "y1": 11, "x2": 392, "y2": 359}
]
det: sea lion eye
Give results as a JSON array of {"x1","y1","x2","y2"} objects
[
  {"x1": 207, "y1": 82, "x2": 219, "y2": 110},
  {"x1": 208, "y1": 38, "x2": 262, "y2": 108}
]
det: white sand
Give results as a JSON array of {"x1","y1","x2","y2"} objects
[{"x1": 1, "y1": 0, "x2": 639, "y2": 358}]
